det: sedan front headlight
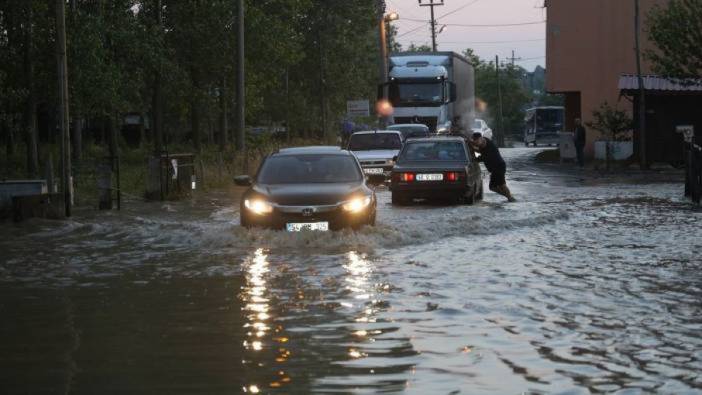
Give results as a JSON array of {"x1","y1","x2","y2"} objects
[
  {"x1": 244, "y1": 199, "x2": 273, "y2": 215},
  {"x1": 342, "y1": 196, "x2": 372, "y2": 213}
]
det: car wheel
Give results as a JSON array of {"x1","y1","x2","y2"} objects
[
  {"x1": 464, "y1": 189, "x2": 475, "y2": 205},
  {"x1": 477, "y1": 183, "x2": 484, "y2": 201},
  {"x1": 240, "y1": 212, "x2": 252, "y2": 228},
  {"x1": 368, "y1": 210, "x2": 376, "y2": 226},
  {"x1": 392, "y1": 192, "x2": 409, "y2": 206}
]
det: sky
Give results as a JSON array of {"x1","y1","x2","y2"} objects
[{"x1": 385, "y1": 0, "x2": 547, "y2": 71}]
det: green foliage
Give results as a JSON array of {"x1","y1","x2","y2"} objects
[
  {"x1": 406, "y1": 43, "x2": 432, "y2": 52},
  {"x1": 0, "y1": 0, "x2": 386, "y2": 155},
  {"x1": 646, "y1": 0, "x2": 702, "y2": 79},
  {"x1": 586, "y1": 102, "x2": 633, "y2": 142},
  {"x1": 468, "y1": 51, "x2": 530, "y2": 134}
]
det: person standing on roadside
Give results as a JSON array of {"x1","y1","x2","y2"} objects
[
  {"x1": 574, "y1": 118, "x2": 587, "y2": 167},
  {"x1": 469, "y1": 132, "x2": 516, "y2": 202}
]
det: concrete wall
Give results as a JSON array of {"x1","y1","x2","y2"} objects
[{"x1": 545, "y1": 0, "x2": 669, "y2": 154}]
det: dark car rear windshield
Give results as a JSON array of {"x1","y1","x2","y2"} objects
[
  {"x1": 400, "y1": 141, "x2": 467, "y2": 161},
  {"x1": 348, "y1": 133, "x2": 402, "y2": 151},
  {"x1": 389, "y1": 126, "x2": 430, "y2": 139},
  {"x1": 258, "y1": 154, "x2": 362, "y2": 184}
]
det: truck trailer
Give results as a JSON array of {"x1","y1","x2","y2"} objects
[{"x1": 380, "y1": 52, "x2": 475, "y2": 135}]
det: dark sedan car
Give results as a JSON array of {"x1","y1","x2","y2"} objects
[
  {"x1": 390, "y1": 137, "x2": 482, "y2": 205},
  {"x1": 234, "y1": 146, "x2": 382, "y2": 231}
]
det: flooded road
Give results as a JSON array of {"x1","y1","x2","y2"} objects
[{"x1": 2, "y1": 148, "x2": 701, "y2": 394}]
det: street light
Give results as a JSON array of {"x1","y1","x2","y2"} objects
[
  {"x1": 384, "y1": 12, "x2": 399, "y2": 22},
  {"x1": 378, "y1": 11, "x2": 399, "y2": 127}
]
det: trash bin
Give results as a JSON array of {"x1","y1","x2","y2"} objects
[{"x1": 558, "y1": 132, "x2": 576, "y2": 162}]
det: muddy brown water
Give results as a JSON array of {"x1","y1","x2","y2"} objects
[{"x1": 1, "y1": 148, "x2": 701, "y2": 394}]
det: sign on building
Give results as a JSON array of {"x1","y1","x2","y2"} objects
[{"x1": 347, "y1": 100, "x2": 370, "y2": 118}]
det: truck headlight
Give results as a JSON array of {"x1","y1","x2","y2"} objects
[
  {"x1": 342, "y1": 196, "x2": 372, "y2": 213},
  {"x1": 244, "y1": 199, "x2": 273, "y2": 215}
]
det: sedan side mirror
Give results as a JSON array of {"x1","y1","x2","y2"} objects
[
  {"x1": 366, "y1": 173, "x2": 387, "y2": 185},
  {"x1": 392, "y1": 155, "x2": 398, "y2": 162},
  {"x1": 234, "y1": 175, "x2": 252, "y2": 186}
]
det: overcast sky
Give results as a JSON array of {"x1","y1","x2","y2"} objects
[{"x1": 386, "y1": 0, "x2": 547, "y2": 71}]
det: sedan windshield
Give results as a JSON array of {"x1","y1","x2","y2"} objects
[
  {"x1": 401, "y1": 141, "x2": 467, "y2": 161},
  {"x1": 258, "y1": 155, "x2": 362, "y2": 184},
  {"x1": 348, "y1": 133, "x2": 402, "y2": 151}
]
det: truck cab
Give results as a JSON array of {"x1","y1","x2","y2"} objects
[{"x1": 381, "y1": 52, "x2": 475, "y2": 135}]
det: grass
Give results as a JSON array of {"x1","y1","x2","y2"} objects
[{"x1": 1, "y1": 136, "x2": 325, "y2": 207}]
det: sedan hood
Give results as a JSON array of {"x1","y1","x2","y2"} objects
[
  {"x1": 254, "y1": 183, "x2": 364, "y2": 206},
  {"x1": 353, "y1": 149, "x2": 400, "y2": 161}
]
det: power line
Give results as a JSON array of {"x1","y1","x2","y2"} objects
[
  {"x1": 438, "y1": 38, "x2": 544, "y2": 44},
  {"x1": 436, "y1": 0, "x2": 481, "y2": 20},
  {"x1": 443, "y1": 20, "x2": 545, "y2": 27}
]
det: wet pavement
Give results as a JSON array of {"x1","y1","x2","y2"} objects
[{"x1": 1, "y1": 148, "x2": 701, "y2": 394}]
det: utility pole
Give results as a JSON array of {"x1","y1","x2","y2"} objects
[
  {"x1": 507, "y1": 50, "x2": 521, "y2": 67},
  {"x1": 236, "y1": 0, "x2": 245, "y2": 153},
  {"x1": 56, "y1": 0, "x2": 72, "y2": 216},
  {"x1": 495, "y1": 55, "x2": 505, "y2": 148},
  {"x1": 318, "y1": 31, "x2": 329, "y2": 143},
  {"x1": 634, "y1": 0, "x2": 647, "y2": 169},
  {"x1": 419, "y1": 0, "x2": 444, "y2": 52}
]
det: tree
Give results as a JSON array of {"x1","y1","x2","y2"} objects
[
  {"x1": 586, "y1": 101, "x2": 633, "y2": 169},
  {"x1": 467, "y1": 49, "x2": 530, "y2": 136},
  {"x1": 406, "y1": 43, "x2": 431, "y2": 52},
  {"x1": 646, "y1": 0, "x2": 702, "y2": 80}
]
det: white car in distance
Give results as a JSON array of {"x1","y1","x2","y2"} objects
[
  {"x1": 347, "y1": 130, "x2": 403, "y2": 178},
  {"x1": 472, "y1": 118, "x2": 493, "y2": 140}
]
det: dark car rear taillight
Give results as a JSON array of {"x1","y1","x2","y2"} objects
[
  {"x1": 393, "y1": 172, "x2": 415, "y2": 182},
  {"x1": 445, "y1": 172, "x2": 463, "y2": 182}
]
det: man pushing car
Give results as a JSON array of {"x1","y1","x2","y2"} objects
[{"x1": 468, "y1": 132, "x2": 516, "y2": 202}]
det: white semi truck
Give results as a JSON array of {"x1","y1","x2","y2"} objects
[{"x1": 379, "y1": 52, "x2": 475, "y2": 134}]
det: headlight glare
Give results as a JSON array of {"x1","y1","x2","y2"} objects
[
  {"x1": 244, "y1": 199, "x2": 273, "y2": 215},
  {"x1": 343, "y1": 196, "x2": 372, "y2": 213}
]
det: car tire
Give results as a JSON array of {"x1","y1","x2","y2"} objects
[
  {"x1": 464, "y1": 189, "x2": 475, "y2": 205},
  {"x1": 392, "y1": 192, "x2": 409, "y2": 206},
  {"x1": 477, "y1": 183, "x2": 484, "y2": 201},
  {"x1": 240, "y1": 213, "x2": 252, "y2": 228},
  {"x1": 368, "y1": 210, "x2": 376, "y2": 226}
]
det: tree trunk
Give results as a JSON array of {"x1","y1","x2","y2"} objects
[
  {"x1": 191, "y1": 99, "x2": 201, "y2": 152},
  {"x1": 219, "y1": 80, "x2": 227, "y2": 151},
  {"x1": 3, "y1": 118, "x2": 13, "y2": 158},
  {"x1": 72, "y1": 118, "x2": 82, "y2": 161},
  {"x1": 106, "y1": 115, "x2": 118, "y2": 162},
  {"x1": 23, "y1": 5, "x2": 39, "y2": 177},
  {"x1": 152, "y1": 0, "x2": 163, "y2": 153}
]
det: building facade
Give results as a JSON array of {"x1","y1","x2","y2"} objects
[{"x1": 545, "y1": 0, "x2": 668, "y2": 154}]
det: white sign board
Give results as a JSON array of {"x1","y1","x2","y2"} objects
[{"x1": 347, "y1": 100, "x2": 370, "y2": 117}]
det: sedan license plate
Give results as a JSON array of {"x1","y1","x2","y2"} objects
[
  {"x1": 364, "y1": 168, "x2": 384, "y2": 175},
  {"x1": 416, "y1": 173, "x2": 443, "y2": 181},
  {"x1": 286, "y1": 222, "x2": 329, "y2": 232}
]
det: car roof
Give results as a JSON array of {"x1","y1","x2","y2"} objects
[
  {"x1": 404, "y1": 136, "x2": 465, "y2": 143},
  {"x1": 275, "y1": 146, "x2": 351, "y2": 156},
  {"x1": 388, "y1": 124, "x2": 429, "y2": 129},
  {"x1": 350, "y1": 130, "x2": 402, "y2": 136}
]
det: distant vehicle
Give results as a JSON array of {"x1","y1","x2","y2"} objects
[
  {"x1": 347, "y1": 130, "x2": 403, "y2": 177},
  {"x1": 471, "y1": 118, "x2": 493, "y2": 140},
  {"x1": 380, "y1": 52, "x2": 475, "y2": 134},
  {"x1": 234, "y1": 146, "x2": 382, "y2": 231},
  {"x1": 390, "y1": 136, "x2": 482, "y2": 205},
  {"x1": 524, "y1": 106, "x2": 564, "y2": 146},
  {"x1": 387, "y1": 123, "x2": 431, "y2": 140}
]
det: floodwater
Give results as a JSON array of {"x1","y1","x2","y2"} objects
[{"x1": 1, "y1": 148, "x2": 701, "y2": 394}]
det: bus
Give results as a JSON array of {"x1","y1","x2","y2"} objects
[{"x1": 524, "y1": 106, "x2": 564, "y2": 146}]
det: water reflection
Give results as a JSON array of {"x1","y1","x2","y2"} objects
[{"x1": 241, "y1": 248, "x2": 293, "y2": 393}]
